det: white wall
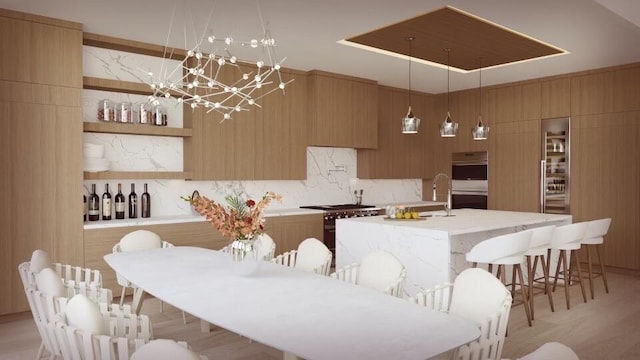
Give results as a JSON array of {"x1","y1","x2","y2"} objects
[{"x1": 82, "y1": 47, "x2": 422, "y2": 217}]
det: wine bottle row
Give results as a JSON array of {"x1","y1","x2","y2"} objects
[{"x1": 83, "y1": 183, "x2": 150, "y2": 222}]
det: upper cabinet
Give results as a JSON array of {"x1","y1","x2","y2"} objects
[
  {"x1": 187, "y1": 65, "x2": 308, "y2": 180},
  {"x1": 307, "y1": 71, "x2": 378, "y2": 149}
]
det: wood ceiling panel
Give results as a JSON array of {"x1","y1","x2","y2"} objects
[{"x1": 347, "y1": 6, "x2": 564, "y2": 71}]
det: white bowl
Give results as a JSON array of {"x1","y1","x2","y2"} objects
[{"x1": 83, "y1": 143, "x2": 104, "y2": 158}]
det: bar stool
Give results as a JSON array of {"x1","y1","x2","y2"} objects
[
  {"x1": 548, "y1": 222, "x2": 589, "y2": 310},
  {"x1": 466, "y1": 231, "x2": 533, "y2": 326},
  {"x1": 522, "y1": 225, "x2": 556, "y2": 320},
  {"x1": 581, "y1": 218, "x2": 612, "y2": 299}
]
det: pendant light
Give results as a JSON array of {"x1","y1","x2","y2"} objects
[
  {"x1": 401, "y1": 36, "x2": 420, "y2": 134},
  {"x1": 472, "y1": 59, "x2": 490, "y2": 140},
  {"x1": 440, "y1": 48, "x2": 458, "y2": 137}
]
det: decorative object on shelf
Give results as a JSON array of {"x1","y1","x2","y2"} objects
[
  {"x1": 145, "y1": 2, "x2": 293, "y2": 122},
  {"x1": 440, "y1": 48, "x2": 458, "y2": 137},
  {"x1": 186, "y1": 191, "x2": 281, "y2": 270},
  {"x1": 401, "y1": 36, "x2": 420, "y2": 134},
  {"x1": 83, "y1": 143, "x2": 110, "y2": 172},
  {"x1": 98, "y1": 99, "x2": 115, "y2": 122},
  {"x1": 472, "y1": 59, "x2": 489, "y2": 140}
]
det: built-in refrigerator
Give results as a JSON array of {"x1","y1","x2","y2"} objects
[{"x1": 540, "y1": 118, "x2": 570, "y2": 214}]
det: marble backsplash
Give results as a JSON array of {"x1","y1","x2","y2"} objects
[{"x1": 82, "y1": 46, "x2": 423, "y2": 217}]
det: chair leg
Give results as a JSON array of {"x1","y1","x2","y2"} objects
[
  {"x1": 511, "y1": 265, "x2": 517, "y2": 298},
  {"x1": 596, "y1": 244, "x2": 609, "y2": 293},
  {"x1": 571, "y1": 250, "x2": 587, "y2": 303},
  {"x1": 472, "y1": 262, "x2": 478, "y2": 268},
  {"x1": 515, "y1": 264, "x2": 532, "y2": 327},
  {"x1": 119, "y1": 286, "x2": 127, "y2": 307},
  {"x1": 36, "y1": 342, "x2": 45, "y2": 360},
  {"x1": 555, "y1": 250, "x2": 571, "y2": 309},
  {"x1": 540, "y1": 254, "x2": 554, "y2": 313},
  {"x1": 552, "y1": 250, "x2": 563, "y2": 293},
  {"x1": 488, "y1": 263, "x2": 492, "y2": 274},
  {"x1": 526, "y1": 255, "x2": 535, "y2": 320},
  {"x1": 586, "y1": 245, "x2": 595, "y2": 299}
]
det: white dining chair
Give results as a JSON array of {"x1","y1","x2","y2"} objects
[
  {"x1": 409, "y1": 268, "x2": 512, "y2": 360},
  {"x1": 131, "y1": 339, "x2": 208, "y2": 360},
  {"x1": 330, "y1": 250, "x2": 407, "y2": 297},
  {"x1": 466, "y1": 231, "x2": 533, "y2": 326},
  {"x1": 112, "y1": 230, "x2": 174, "y2": 308},
  {"x1": 50, "y1": 293, "x2": 153, "y2": 360},
  {"x1": 516, "y1": 342, "x2": 579, "y2": 360},
  {"x1": 581, "y1": 218, "x2": 612, "y2": 299},
  {"x1": 19, "y1": 249, "x2": 103, "y2": 293},
  {"x1": 272, "y1": 238, "x2": 332, "y2": 276}
]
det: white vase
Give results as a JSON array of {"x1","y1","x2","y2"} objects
[{"x1": 229, "y1": 238, "x2": 261, "y2": 276}]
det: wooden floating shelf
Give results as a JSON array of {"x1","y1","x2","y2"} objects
[
  {"x1": 84, "y1": 171, "x2": 193, "y2": 180},
  {"x1": 83, "y1": 76, "x2": 182, "y2": 97},
  {"x1": 83, "y1": 122, "x2": 192, "y2": 137},
  {"x1": 83, "y1": 32, "x2": 187, "y2": 60}
]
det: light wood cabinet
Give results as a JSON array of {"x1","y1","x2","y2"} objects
[
  {"x1": 358, "y1": 86, "x2": 434, "y2": 179},
  {"x1": 0, "y1": 10, "x2": 83, "y2": 315},
  {"x1": 541, "y1": 77, "x2": 570, "y2": 118},
  {"x1": 84, "y1": 214, "x2": 323, "y2": 294},
  {"x1": 188, "y1": 66, "x2": 307, "y2": 180},
  {"x1": 571, "y1": 67, "x2": 640, "y2": 116},
  {"x1": 307, "y1": 70, "x2": 378, "y2": 149}
]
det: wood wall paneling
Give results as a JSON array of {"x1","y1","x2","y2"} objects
[
  {"x1": 571, "y1": 113, "x2": 639, "y2": 270},
  {"x1": 540, "y1": 77, "x2": 571, "y2": 118}
]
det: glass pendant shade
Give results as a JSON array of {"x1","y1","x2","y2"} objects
[
  {"x1": 401, "y1": 106, "x2": 420, "y2": 134},
  {"x1": 472, "y1": 116, "x2": 489, "y2": 140},
  {"x1": 440, "y1": 111, "x2": 458, "y2": 137}
]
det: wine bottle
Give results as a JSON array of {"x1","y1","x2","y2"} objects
[
  {"x1": 83, "y1": 194, "x2": 87, "y2": 222},
  {"x1": 102, "y1": 184, "x2": 112, "y2": 220},
  {"x1": 88, "y1": 184, "x2": 100, "y2": 221},
  {"x1": 129, "y1": 183, "x2": 137, "y2": 219},
  {"x1": 115, "y1": 183, "x2": 125, "y2": 219},
  {"x1": 141, "y1": 183, "x2": 151, "y2": 218}
]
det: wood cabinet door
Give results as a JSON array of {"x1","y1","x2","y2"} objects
[{"x1": 264, "y1": 214, "x2": 324, "y2": 254}]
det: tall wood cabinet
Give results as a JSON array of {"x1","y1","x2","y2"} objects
[{"x1": 0, "y1": 9, "x2": 84, "y2": 315}]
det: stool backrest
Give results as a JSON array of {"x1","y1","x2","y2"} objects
[
  {"x1": 585, "y1": 218, "x2": 612, "y2": 241},
  {"x1": 524, "y1": 225, "x2": 556, "y2": 249},
  {"x1": 550, "y1": 222, "x2": 588, "y2": 248},
  {"x1": 467, "y1": 231, "x2": 532, "y2": 263}
]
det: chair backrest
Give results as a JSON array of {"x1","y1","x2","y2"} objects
[
  {"x1": 30, "y1": 249, "x2": 52, "y2": 273},
  {"x1": 549, "y1": 222, "x2": 589, "y2": 249},
  {"x1": 449, "y1": 268, "x2": 512, "y2": 360},
  {"x1": 117, "y1": 230, "x2": 163, "y2": 252},
  {"x1": 65, "y1": 294, "x2": 109, "y2": 336},
  {"x1": 294, "y1": 238, "x2": 332, "y2": 274},
  {"x1": 255, "y1": 233, "x2": 276, "y2": 261},
  {"x1": 357, "y1": 251, "x2": 406, "y2": 293},
  {"x1": 466, "y1": 231, "x2": 532, "y2": 264},
  {"x1": 517, "y1": 342, "x2": 579, "y2": 360},
  {"x1": 35, "y1": 268, "x2": 65, "y2": 298},
  {"x1": 584, "y1": 218, "x2": 612, "y2": 242},
  {"x1": 524, "y1": 225, "x2": 556, "y2": 249},
  {"x1": 131, "y1": 339, "x2": 203, "y2": 360}
]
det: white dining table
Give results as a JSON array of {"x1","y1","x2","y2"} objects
[{"x1": 104, "y1": 246, "x2": 480, "y2": 360}]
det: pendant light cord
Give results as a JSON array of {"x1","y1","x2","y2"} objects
[
  {"x1": 446, "y1": 49, "x2": 450, "y2": 115},
  {"x1": 408, "y1": 37, "x2": 413, "y2": 108},
  {"x1": 479, "y1": 59, "x2": 482, "y2": 118}
]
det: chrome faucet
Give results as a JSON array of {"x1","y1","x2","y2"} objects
[{"x1": 432, "y1": 173, "x2": 452, "y2": 216}]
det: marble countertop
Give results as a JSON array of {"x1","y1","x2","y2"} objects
[
  {"x1": 338, "y1": 208, "x2": 572, "y2": 235},
  {"x1": 84, "y1": 200, "x2": 447, "y2": 230}
]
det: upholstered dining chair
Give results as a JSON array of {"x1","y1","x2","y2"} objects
[
  {"x1": 131, "y1": 339, "x2": 208, "y2": 360},
  {"x1": 330, "y1": 250, "x2": 407, "y2": 297},
  {"x1": 516, "y1": 342, "x2": 579, "y2": 360},
  {"x1": 272, "y1": 237, "x2": 333, "y2": 276},
  {"x1": 409, "y1": 268, "x2": 512, "y2": 360},
  {"x1": 112, "y1": 230, "x2": 174, "y2": 308}
]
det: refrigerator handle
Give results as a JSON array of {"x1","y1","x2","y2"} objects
[{"x1": 540, "y1": 160, "x2": 546, "y2": 213}]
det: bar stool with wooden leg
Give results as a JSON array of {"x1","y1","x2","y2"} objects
[
  {"x1": 581, "y1": 218, "x2": 612, "y2": 299},
  {"x1": 466, "y1": 231, "x2": 533, "y2": 326},
  {"x1": 548, "y1": 222, "x2": 589, "y2": 310},
  {"x1": 522, "y1": 225, "x2": 556, "y2": 320}
]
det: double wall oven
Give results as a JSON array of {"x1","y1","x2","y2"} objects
[
  {"x1": 300, "y1": 204, "x2": 382, "y2": 260},
  {"x1": 451, "y1": 151, "x2": 488, "y2": 210}
]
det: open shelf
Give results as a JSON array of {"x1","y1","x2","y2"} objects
[
  {"x1": 83, "y1": 122, "x2": 192, "y2": 137},
  {"x1": 83, "y1": 76, "x2": 182, "y2": 97},
  {"x1": 84, "y1": 171, "x2": 193, "y2": 180}
]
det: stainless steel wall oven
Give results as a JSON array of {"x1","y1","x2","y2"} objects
[{"x1": 451, "y1": 151, "x2": 488, "y2": 210}]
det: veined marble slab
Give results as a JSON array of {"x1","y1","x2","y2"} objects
[{"x1": 335, "y1": 209, "x2": 572, "y2": 297}]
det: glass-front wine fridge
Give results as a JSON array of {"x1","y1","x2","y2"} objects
[{"x1": 540, "y1": 117, "x2": 570, "y2": 214}]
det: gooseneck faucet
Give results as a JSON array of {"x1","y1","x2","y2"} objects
[{"x1": 432, "y1": 173, "x2": 452, "y2": 216}]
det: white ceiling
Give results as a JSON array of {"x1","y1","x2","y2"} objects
[{"x1": 2, "y1": 0, "x2": 640, "y2": 94}]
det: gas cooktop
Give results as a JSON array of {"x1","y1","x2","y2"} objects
[{"x1": 300, "y1": 204, "x2": 376, "y2": 211}]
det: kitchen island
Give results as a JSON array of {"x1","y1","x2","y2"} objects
[{"x1": 335, "y1": 209, "x2": 571, "y2": 296}]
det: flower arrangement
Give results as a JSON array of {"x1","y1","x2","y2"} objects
[{"x1": 186, "y1": 191, "x2": 282, "y2": 241}]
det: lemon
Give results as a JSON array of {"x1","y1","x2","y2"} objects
[
  {"x1": 404, "y1": 212, "x2": 412, "y2": 219},
  {"x1": 395, "y1": 212, "x2": 403, "y2": 219},
  {"x1": 411, "y1": 212, "x2": 419, "y2": 219}
]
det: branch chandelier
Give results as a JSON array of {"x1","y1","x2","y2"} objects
[{"x1": 145, "y1": 2, "x2": 292, "y2": 122}]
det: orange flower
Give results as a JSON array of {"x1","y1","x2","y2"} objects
[{"x1": 186, "y1": 192, "x2": 281, "y2": 241}]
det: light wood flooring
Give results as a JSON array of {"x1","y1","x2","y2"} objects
[{"x1": 1, "y1": 270, "x2": 639, "y2": 360}]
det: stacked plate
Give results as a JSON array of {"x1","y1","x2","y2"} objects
[{"x1": 83, "y1": 143, "x2": 110, "y2": 172}]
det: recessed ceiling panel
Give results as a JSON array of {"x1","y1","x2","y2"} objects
[{"x1": 345, "y1": 6, "x2": 565, "y2": 71}]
